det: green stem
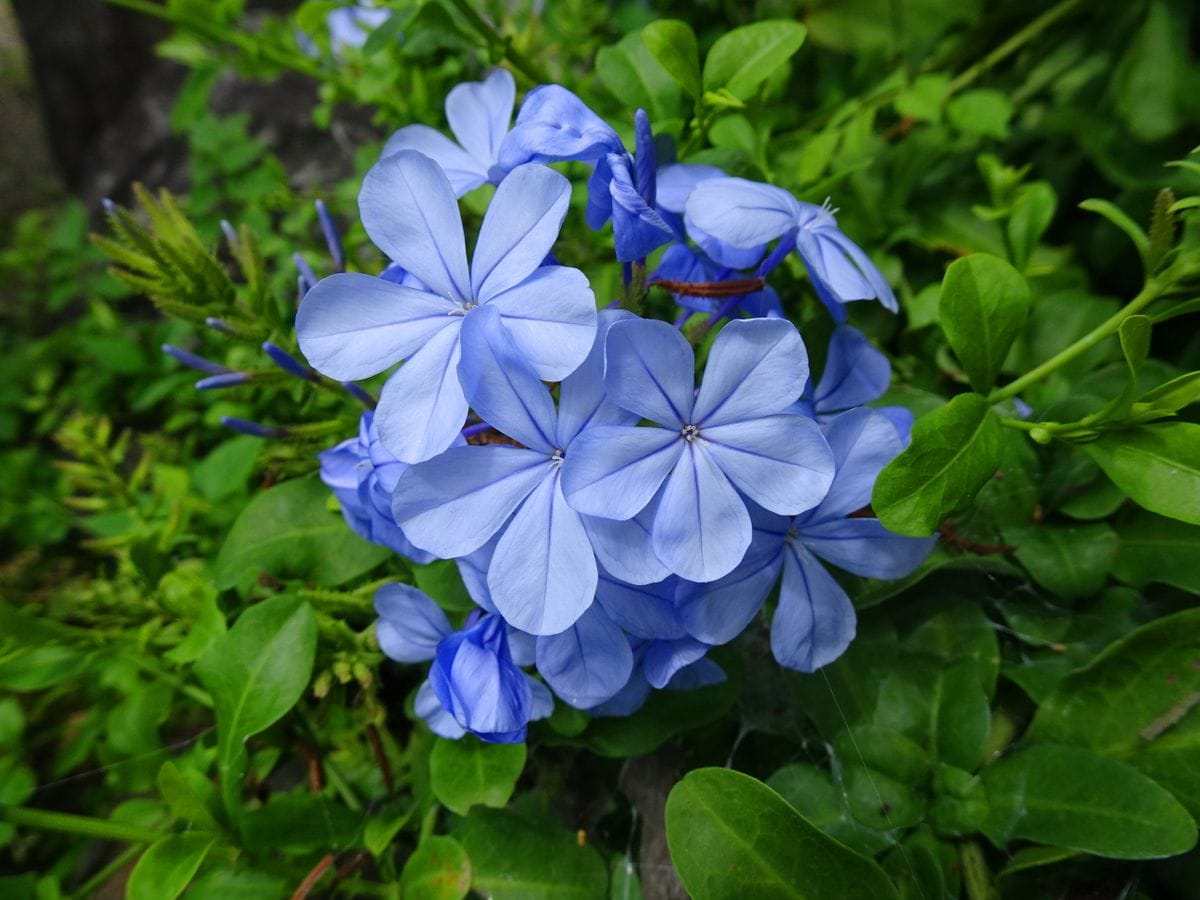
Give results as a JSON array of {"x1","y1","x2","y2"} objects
[
  {"x1": 70, "y1": 843, "x2": 144, "y2": 899},
  {"x1": 946, "y1": 0, "x2": 1085, "y2": 95},
  {"x1": 443, "y1": 0, "x2": 550, "y2": 84},
  {"x1": 960, "y1": 841, "x2": 999, "y2": 900},
  {"x1": 0, "y1": 806, "x2": 162, "y2": 845},
  {"x1": 988, "y1": 279, "x2": 1163, "y2": 404}
]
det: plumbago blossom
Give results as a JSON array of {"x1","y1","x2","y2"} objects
[{"x1": 296, "y1": 71, "x2": 936, "y2": 743}]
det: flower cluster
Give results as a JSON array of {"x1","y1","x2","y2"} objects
[{"x1": 300, "y1": 71, "x2": 935, "y2": 743}]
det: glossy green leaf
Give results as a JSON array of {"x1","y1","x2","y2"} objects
[
  {"x1": 702, "y1": 21, "x2": 806, "y2": 100},
  {"x1": 945, "y1": 89, "x2": 1013, "y2": 139},
  {"x1": 596, "y1": 32, "x2": 681, "y2": 123},
  {"x1": 665, "y1": 768, "x2": 899, "y2": 900},
  {"x1": 213, "y1": 478, "x2": 390, "y2": 590},
  {"x1": 240, "y1": 791, "x2": 360, "y2": 853},
  {"x1": 982, "y1": 743, "x2": 1196, "y2": 859},
  {"x1": 1139, "y1": 371, "x2": 1200, "y2": 412},
  {"x1": 1002, "y1": 522, "x2": 1117, "y2": 598},
  {"x1": 932, "y1": 660, "x2": 990, "y2": 770},
  {"x1": 157, "y1": 762, "x2": 224, "y2": 834},
  {"x1": 1082, "y1": 423, "x2": 1200, "y2": 525},
  {"x1": 454, "y1": 807, "x2": 608, "y2": 900},
  {"x1": 126, "y1": 832, "x2": 215, "y2": 900},
  {"x1": 194, "y1": 595, "x2": 316, "y2": 815},
  {"x1": 1079, "y1": 199, "x2": 1149, "y2": 268},
  {"x1": 1007, "y1": 181, "x2": 1056, "y2": 271},
  {"x1": 400, "y1": 835, "x2": 472, "y2": 900},
  {"x1": 873, "y1": 393, "x2": 1004, "y2": 536},
  {"x1": 641, "y1": 20, "x2": 701, "y2": 98},
  {"x1": 766, "y1": 763, "x2": 894, "y2": 856},
  {"x1": 939, "y1": 254, "x2": 1030, "y2": 392},
  {"x1": 1113, "y1": 510, "x2": 1200, "y2": 594},
  {"x1": 429, "y1": 737, "x2": 525, "y2": 815}
]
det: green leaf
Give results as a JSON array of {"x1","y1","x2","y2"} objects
[
  {"x1": 873, "y1": 393, "x2": 1004, "y2": 535},
  {"x1": 1113, "y1": 510, "x2": 1200, "y2": 594},
  {"x1": 939, "y1": 254, "x2": 1031, "y2": 393},
  {"x1": 945, "y1": 89, "x2": 1013, "y2": 139},
  {"x1": 702, "y1": 20, "x2": 807, "y2": 101},
  {"x1": 1111, "y1": 0, "x2": 1189, "y2": 143},
  {"x1": 194, "y1": 595, "x2": 317, "y2": 816},
  {"x1": 157, "y1": 762, "x2": 224, "y2": 834},
  {"x1": 192, "y1": 435, "x2": 262, "y2": 502},
  {"x1": 766, "y1": 763, "x2": 894, "y2": 856},
  {"x1": 1081, "y1": 423, "x2": 1200, "y2": 525},
  {"x1": 429, "y1": 737, "x2": 525, "y2": 815},
  {"x1": 595, "y1": 33, "x2": 681, "y2": 124},
  {"x1": 1028, "y1": 607, "x2": 1200, "y2": 816},
  {"x1": 400, "y1": 835, "x2": 472, "y2": 900},
  {"x1": 1002, "y1": 523, "x2": 1118, "y2": 598},
  {"x1": 240, "y1": 791, "x2": 360, "y2": 853},
  {"x1": 893, "y1": 73, "x2": 949, "y2": 122},
  {"x1": 641, "y1": 20, "x2": 701, "y2": 99},
  {"x1": 1007, "y1": 182, "x2": 1057, "y2": 271},
  {"x1": 931, "y1": 660, "x2": 990, "y2": 770},
  {"x1": 981, "y1": 743, "x2": 1196, "y2": 859},
  {"x1": 453, "y1": 807, "x2": 608, "y2": 899},
  {"x1": 1080, "y1": 199, "x2": 1150, "y2": 269},
  {"x1": 213, "y1": 478, "x2": 390, "y2": 590},
  {"x1": 184, "y1": 868, "x2": 286, "y2": 900},
  {"x1": 665, "y1": 768, "x2": 899, "y2": 899},
  {"x1": 126, "y1": 833, "x2": 215, "y2": 900},
  {"x1": 1139, "y1": 371, "x2": 1200, "y2": 412}
]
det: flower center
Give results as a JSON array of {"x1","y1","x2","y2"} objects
[
  {"x1": 448, "y1": 300, "x2": 478, "y2": 317},
  {"x1": 550, "y1": 448, "x2": 565, "y2": 466},
  {"x1": 681, "y1": 424, "x2": 700, "y2": 442}
]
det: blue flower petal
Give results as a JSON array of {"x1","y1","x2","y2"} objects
[
  {"x1": 485, "y1": 265, "x2": 598, "y2": 381},
  {"x1": 296, "y1": 273, "x2": 458, "y2": 381},
  {"x1": 380, "y1": 124, "x2": 489, "y2": 196},
  {"x1": 373, "y1": 324, "x2": 468, "y2": 463},
  {"x1": 527, "y1": 677, "x2": 554, "y2": 721},
  {"x1": 456, "y1": 538, "x2": 498, "y2": 614},
  {"x1": 655, "y1": 163, "x2": 726, "y2": 215},
  {"x1": 583, "y1": 505, "x2": 671, "y2": 586},
  {"x1": 644, "y1": 636, "x2": 709, "y2": 689},
  {"x1": 666, "y1": 657, "x2": 726, "y2": 691},
  {"x1": 497, "y1": 84, "x2": 623, "y2": 170},
  {"x1": 446, "y1": 68, "x2": 515, "y2": 170},
  {"x1": 771, "y1": 543, "x2": 856, "y2": 673},
  {"x1": 431, "y1": 615, "x2": 532, "y2": 742},
  {"x1": 415, "y1": 679, "x2": 466, "y2": 739},
  {"x1": 595, "y1": 571, "x2": 685, "y2": 640},
  {"x1": 374, "y1": 583, "x2": 452, "y2": 662},
  {"x1": 608, "y1": 156, "x2": 675, "y2": 262},
  {"x1": 604, "y1": 318, "x2": 694, "y2": 427},
  {"x1": 814, "y1": 325, "x2": 891, "y2": 412},
  {"x1": 801, "y1": 517, "x2": 937, "y2": 579},
  {"x1": 561, "y1": 424, "x2": 681, "y2": 519},
  {"x1": 702, "y1": 415, "x2": 834, "y2": 515},
  {"x1": 359, "y1": 150, "x2": 472, "y2": 301},
  {"x1": 535, "y1": 603, "x2": 633, "y2": 709},
  {"x1": 692, "y1": 318, "x2": 810, "y2": 426},
  {"x1": 675, "y1": 534, "x2": 783, "y2": 645},
  {"x1": 555, "y1": 309, "x2": 639, "y2": 449},
  {"x1": 588, "y1": 668, "x2": 651, "y2": 717},
  {"x1": 813, "y1": 407, "x2": 903, "y2": 520},
  {"x1": 685, "y1": 176, "x2": 801, "y2": 249}
]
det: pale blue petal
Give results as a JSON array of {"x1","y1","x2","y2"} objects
[
  {"x1": 608, "y1": 157, "x2": 675, "y2": 262},
  {"x1": 814, "y1": 407, "x2": 903, "y2": 520},
  {"x1": 373, "y1": 583, "x2": 451, "y2": 662},
  {"x1": 555, "y1": 309, "x2": 639, "y2": 449},
  {"x1": 652, "y1": 443, "x2": 750, "y2": 583},
  {"x1": 588, "y1": 668, "x2": 651, "y2": 717},
  {"x1": 822, "y1": 227, "x2": 898, "y2": 312},
  {"x1": 359, "y1": 150, "x2": 471, "y2": 301},
  {"x1": 688, "y1": 220, "x2": 768, "y2": 270},
  {"x1": 446, "y1": 68, "x2": 515, "y2": 168},
  {"x1": 604, "y1": 318, "x2": 694, "y2": 426},
  {"x1": 644, "y1": 637, "x2": 709, "y2": 689},
  {"x1": 527, "y1": 677, "x2": 554, "y2": 720},
  {"x1": 771, "y1": 544, "x2": 856, "y2": 673},
  {"x1": 655, "y1": 163, "x2": 726, "y2": 214},
  {"x1": 497, "y1": 84, "x2": 623, "y2": 169},
  {"x1": 814, "y1": 325, "x2": 891, "y2": 412},
  {"x1": 585, "y1": 156, "x2": 615, "y2": 229},
  {"x1": 796, "y1": 225, "x2": 873, "y2": 304},
  {"x1": 472, "y1": 164, "x2": 572, "y2": 301},
  {"x1": 456, "y1": 538, "x2": 499, "y2": 614},
  {"x1": 535, "y1": 603, "x2": 633, "y2": 709},
  {"x1": 702, "y1": 415, "x2": 834, "y2": 515},
  {"x1": 415, "y1": 680, "x2": 466, "y2": 739},
  {"x1": 692, "y1": 318, "x2": 809, "y2": 426},
  {"x1": 666, "y1": 658, "x2": 726, "y2": 691},
  {"x1": 561, "y1": 425, "x2": 681, "y2": 519},
  {"x1": 595, "y1": 571, "x2": 685, "y2": 640},
  {"x1": 583, "y1": 505, "x2": 670, "y2": 586},
  {"x1": 392, "y1": 445, "x2": 548, "y2": 557},
  {"x1": 296, "y1": 273, "x2": 458, "y2": 381},
  {"x1": 506, "y1": 627, "x2": 536, "y2": 668},
  {"x1": 879, "y1": 406, "x2": 914, "y2": 446},
  {"x1": 379, "y1": 124, "x2": 489, "y2": 196},
  {"x1": 374, "y1": 324, "x2": 468, "y2": 464},
  {"x1": 674, "y1": 538, "x2": 783, "y2": 645},
  {"x1": 485, "y1": 265, "x2": 597, "y2": 380},
  {"x1": 488, "y1": 472, "x2": 598, "y2": 636},
  {"x1": 458, "y1": 306, "x2": 557, "y2": 453},
  {"x1": 801, "y1": 517, "x2": 937, "y2": 579},
  {"x1": 436, "y1": 628, "x2": 532, "y2": 739},
  {"x1": 684, "y1": 176, "x2": 801, "y2": 249}
]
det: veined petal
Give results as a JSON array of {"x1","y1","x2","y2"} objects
[
  {"x1": 535, "y1": 603, "x2": 633, "y2": 709},
  {"x1": 561, "y1": 425, "x2": 681, "y2": 519},
  {"x1": 644, "y1": 637, "x2": 709, "y2": 689},
  {"x1": 528, "y1": 678, "x2": 554, "y2": 720},
  {"x1": 379, "y1": 124, "x2": 489, "y2": 196},
  {"x1": 555, "y1": 309, "x2": 639, "y2": 449},
  {"x1": 702, "y1": 415, "x2": 834, "y2": 515},
  {"x1": 436, "y1": 628, "x2": 531, "y2": 738},
  {"x1": 374, "y1": 324, "x2": 468, "y2": 464},
  {"x1": 656, "y1": 163, "x2": 726, "y2": 214},
  {"x1": 609, "y1": 158, "x2": 675, "y2": 262},
  {"x1": 488, "y1": 471, "x2": 598, "y2": 636},
  {"x1": 485, "y1": 266, "x2": 597, "y2": 380},
  {"x1": 675, "y1": 537, "x2": 783, "y2": 645},
  {"x1": 296, "y1": 273, "x2": 458, "y2": 381},
  {"x1": 685, "y1": 176, "x2": 801, "y2": 248},
  {"x1": 692, "y1": 318, "x2": 809, "y2": 426},
  {"x1": 446, "y1": 68, "x2": 515, "y2": 169},
  {"x1": 821, "y1": 227, "x2": 898, "y2": 311},
  {"x1": 472, "y1": 164, "x2": 571, "y2": 301},
  {"x1": 604, "y1": 318, "x2": 694, "y2": 426},
  {"x1": 497, "y1": 84, "x2": 622, "y2": 170},
  {"x1": 771, "y1": 544, "x2": 856, "y2": 673},
  {"x1": 374, "y1": 583, "x2": 451, "y2": 662},
  {"x1": 652, "y1": 443, "x2": 750, "y2": 583},
  {"x1": 814, "y1": 325, "x2": 891, "y2": 412},
  {"x1": 800, "y1": 517, "x2": 936, "y2": 579},
  {"x1": 458, "y1": 306, "x2": 557, "y2": 453},
  {"x1": 392, "y1": 445, "x2": 548, "y2": 558},
  {"x1": 814, "y1": 407, "x2": 903, "y2": 520},
  {"x1": 595, "y1": 571, "x2": 685, "y2": 640},
  {"x1": 415, "y1": 680, "x2": 466, "y2": 739},
  {"x1": 359, "y1": 150, "x2": 471, "y2": 301},
  {"x1": 456, "y1": 538, "x2": 499, "y2": 614},
  {"x1": 666, "y1": 657, "x2": 726, "y2": 691},
  {"x1": 584, "y1": 507, "x2": 671, "y2": 586}
]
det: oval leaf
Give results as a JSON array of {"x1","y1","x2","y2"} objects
[
  {"x1": 872, "y1": 393, "x2": 1003, "y2": 536},
  {"x1": 939, "y1": 254, "x2": 1030, "y2": 393},
  {"x1": 642, "y1": 20, "x2": 701, "y2": 99},
  {"x1": 1082, "y1": 423, "x2": 1200, "y2": 525},
  {"x1": 127, "y1": 833, "x2": 215, "y2": 900},
  {"x1": 401, "y1": 835, "x2": 472, "y2": 900},
  {"x1": 429, "y1": 737, "x2": 526, "y2": 816},
  {"x1": 665, "y1": 768, "x2": 899, "y2": 900},
  {"x1": 702, "y1": 21, "x2": 806, "y2": 100}
]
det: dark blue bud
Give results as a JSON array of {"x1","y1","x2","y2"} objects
[
  {"x1": 262, "y1": 341, "x2": 318, "y2": 382},
  {"x1": 101, "y1": 198, "x2": 117, "y2": 214},
  {"x1": 195, "y1": 372, "x2": 253, "y2": 390},
  {"x1": 220, "y1": 219, "x2": 238, "y2": 246},
  {"x1": 220, "y1": 416, "x2": 288, "y2": 439},
  {"x1": 294, "y1": 253, "x2": 318, "y2": 296},
  {"x1": 161, "y1": 343, "x2": 230, "y2": 375},
  {"x1": 315, "y1": 199, "x2": 345, "y2": 272},
  {"x1": 341, "y1": 381, "x2": 377, "y2": 408}
]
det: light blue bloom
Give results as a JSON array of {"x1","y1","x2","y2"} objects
[
  {"x1": 296, "y1": 151, "x2": 597, "y2": 463},
  {"x1": 563, "y1": 317, "x2": 834, "y2": 582},
  {"x1": 382, "y1": 69, "x2": 517, "y2": 196}
]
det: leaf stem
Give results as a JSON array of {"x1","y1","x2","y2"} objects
[
  {"x1": 946, "y1": 0, "x2": 1085, "y2": 95},
  {"x1": 442, "y1": 0, "x2": 550, "y2": 85},
  {"x1": 0, "y1": 806, "x2": 162, "y2": 845},
  {"x1": 987, "y1": 279, "x2": 1162, "y2": 404}
]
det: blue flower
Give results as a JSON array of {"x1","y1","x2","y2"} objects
[
  {"x1": 381, "y1": 69, "x2": 517, "y2": 196},
  {"x1": 374, "y1": 584, "x2": 551, "y2": 743},
  {"x1": 296, "y1": 151, "x2": 597, "y2": 463},
  {"x1": 318, "y1": 411, "x2": 435, "y2": 562},
  {"x1": 392, "y1": 308, "x2": 635, "y2": 636},
  {"x1": 685, "y1": 177, "x2": 897, "y2": 320},
  {"x1": 562, "y1": 317, "x2": 835, "y2": 582}
]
